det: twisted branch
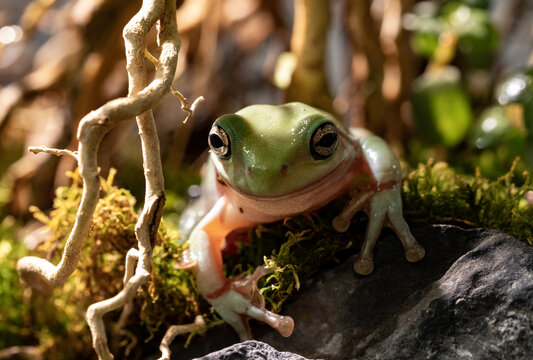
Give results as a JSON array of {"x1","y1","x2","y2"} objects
[
  {"x1": 157, "y1": 316, "x2": 206, "y2": 360},
  {"x1": 17, "y1": 0, "x2": 183, "y2": 358}
]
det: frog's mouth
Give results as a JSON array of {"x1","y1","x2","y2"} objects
[{"x1": 217, "y1": 154, "x2": 360, "y2": 202}]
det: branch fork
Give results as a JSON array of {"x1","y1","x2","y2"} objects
[{"x1": 17, "y1": 0, "x2": 199, "y2": 358}]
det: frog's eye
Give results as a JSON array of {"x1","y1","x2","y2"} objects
[
  {"x1": 310, "y1": 122, "x2": 338, "y2": 160},
  {"x1": 209, "y1": 124, "x2": 231, "y2": 159}
]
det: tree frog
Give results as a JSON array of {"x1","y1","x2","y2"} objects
[{"x1": 181, "y1": 102, "x2": 425, "y2": 341}]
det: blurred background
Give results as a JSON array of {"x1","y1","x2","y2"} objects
[
  {"x1": 0, "y1": 0, "x2": 532, "y2": 358},
  {"x1": 1, "y1": 0, "x2": 532, "y2": 217}
]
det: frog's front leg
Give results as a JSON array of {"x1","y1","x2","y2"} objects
[
  {"x1": 189, "y1": 196, "x2": 294, "y2": 341},
  {"x1": 333, "y1": 186, "x2": 425, "y2": 275}
]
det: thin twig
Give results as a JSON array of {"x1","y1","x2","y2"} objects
[
  {"x1": 28, "y1": 146, "x2": 79, "y2": 161},
  {"x1": 145, "y1": 48, "x2": 204, "y2": 123},
  {"x1": 158, "y1": 316, "x2": 206, "y2": 360}
]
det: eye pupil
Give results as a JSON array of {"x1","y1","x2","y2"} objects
[
  {"x1": 209, "y1": 133, "x2": 224, "y2": 148},
  {"x1": 311, "y1": 122, "x2": 338, "y2": 160},
  {"x1": 316, "y1": 132, "x2": 337, "y2": 148},
  {"x1": 209, "y1": 124, "x2": 231, "y2": 159}
]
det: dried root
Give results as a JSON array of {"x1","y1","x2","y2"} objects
[
  {"x1": 15, "y1": 0, "x2": 198, "y2": 358},
  {"x1": 158, "y1": 315, "x2": 206, "y2": 360}
]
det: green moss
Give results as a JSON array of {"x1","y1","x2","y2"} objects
[
  {"x1": 256, "y1": 160, "x2": 532, "y2": 313},
  {"x1": 10, "y1": 161, "x2": 532, "y2": 356},
  {"x1": 137, "y1": 231, "x2": 203, "y2": 341},
  {"x1": 402, "y1": 159, "x2": 532, "y2": 245},
  {"x1": 0, "y1": 217, "x2": 29, "y2": 349},
  {"x1": 24, "y1": 169, "x2": 206, "y2": 355}
]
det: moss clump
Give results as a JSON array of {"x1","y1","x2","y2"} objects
[
  {"x1": 256, "y1": 160, "x2": 532, "y2": 311},
  {"x1": 402, "y1": 159, "x2": 532, "y2": 245},
  {"x1": 32, "y1": 169, "x2": 139, "y2": 303},
  {"x1": 137, "y1": 229, "x2": 204, "y2": 342},
  {"x1": 20, "y1": 169, "x2": 203, "y2": 358},
  {"x1": 0, "y1": 217, "x2": 29, "y2": 349},
  {"x1": 10, "y1": 161, "x2": 532, "y2": 357},
  {"x1": 238, "y1": 211, "x2": 365, "y2": 313}
]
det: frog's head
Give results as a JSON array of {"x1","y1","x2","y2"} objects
[{"x1": 208, "y1": 102, "x2": 354, "y2": 198}]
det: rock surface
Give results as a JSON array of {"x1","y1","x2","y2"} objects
[
  {"x1": 160, "y1": 225, "x2": 533, "y2": 360},
  {"x1": 197, "y1": 340, "x2": 310, "y2": 360}
]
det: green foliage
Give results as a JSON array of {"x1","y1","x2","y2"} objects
[
  {"x1": 494, "y1": 67, "x2": 533, "y2": 170},
  {"x1": 405, "y1": 1, "x2": 530, "y2": 179},
  {"x1": 412, "y1": 66, "x2": 473, "y2": 147},
  {"x1": 137, "y1": 230, "x2": 204, "y2": 342},
  {"x1": 6, "y1": 169, "x2": 199, "y2": 358},
  {"x1": 0, "y1": 217, "x2": 29, "y2": 349},
  {"x1": 26, "y1": 169, "x2": 208, "y2": 356},
  {"x1": 409, "y1": 1, "x2": 499, "y2": 68},
  {"x1": 250, "y1": 160, "x2": 533, "y2": 315},
  {"x1": 403, "y1": 160, "x2": 532, "y2": 245},
  {"x1": 5, "y1": 161, "x2": 531, "y2": 356},
  {"x1": 440, "y1": 2, "x2": 500, "y2": 69}
]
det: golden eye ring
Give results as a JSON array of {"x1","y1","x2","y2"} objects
[
  {"x1": 311, "y1": 122, "x2": 338, "y2": 160},
  {"x1": 209, "y1": 124, "x2": 231, "y2": 159}
]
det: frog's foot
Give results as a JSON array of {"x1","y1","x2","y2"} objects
[
  {"x1": 207, "y1": 266, "x2": 294, "y2": 341},
  {"x1": 332, "y1": 192, "x2": 372, "y2": 233},
  {"x1": 385, "y1": 192, "x2": 425, "y2": 264},
  {"x1": 354, "y1": 187, "x2": 427, "y2": 276},
  {"x1": 354, "y1": 255, "x2": 374, "y2": 275},
  {"x1": 404, "y1": 243, "x2": 425, "y2": 262},
  {"x1": 351, "y1": 190, "x2": 388, "y2": 275}
]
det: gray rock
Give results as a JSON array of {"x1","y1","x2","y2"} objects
[
  {"x1": 195, "y1": 340, "x2": 310, "y2": 360},
  {"x1": 164, "y1": 225, "x2": 533, "y2": 360}
]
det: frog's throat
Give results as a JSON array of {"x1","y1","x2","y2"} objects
[{"x1": 217, "y1": 151, "x2": 358, "y2": 202}]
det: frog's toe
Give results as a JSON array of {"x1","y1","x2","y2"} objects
[
  {"x1": 209, "y1": 267, "x2": 294, "y2": 340},
  {"x1": 332, "y1": 215, "x2": 350, "y2": 233},
  {"x1": 405, "y1": 243, "x2": 425, "y2": 262},
  {"x1": 354, "y1": 256, "x2": 374, "y2": 275},
  {"x1": 215, "y1": 290, "x2": 294, "y2": 340},
  {"x1": 247, "y1": 306, "x2": 294, "y2": 338},
  {"x1": 276, "y1": 315, "x2": 294, "y2": 337}
]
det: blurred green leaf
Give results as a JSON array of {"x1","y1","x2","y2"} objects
[
  {"x1": 441, "y1": 2, "x2": 500, "y2": 69},
  {"x1": 469, "y1": 105, "x2": 512, "y2": 149},
  {"x1": 409, "y1": 15, "x2": 443, "y2": 60},
  {"x1": 412, "y1": 66, "x2": 473, "y2": 147},
  {"x1": 0, "y1": 217, "x2": 28, "y2": 349}
]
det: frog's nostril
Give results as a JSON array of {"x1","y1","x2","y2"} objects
[
  {"x1": 247, "y1": 166, "x2": 252, "y2": 175},
  {"x1": 280, "y1": 164, "x2": 288, "y2": 176}
]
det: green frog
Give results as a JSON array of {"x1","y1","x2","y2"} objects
[{"x1": 180, "y1": 102, "x2": 425, "y2": 340}]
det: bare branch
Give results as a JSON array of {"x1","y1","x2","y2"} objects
[
  {"x1": 17, "y1": 0, "x2": 182, "y2": 358},
  {"x1": 28, "y1": 146, "x2": 79, "y2": 161},
  {"x1": 145, "y1": 48, "x2": 204, "y2": 123},
  {"x1": 158, "y1": 316, "x2": 206, "y2": 360},
  {"x1": 85, "y1": 0, "x2": 179, "y2": 358}
]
